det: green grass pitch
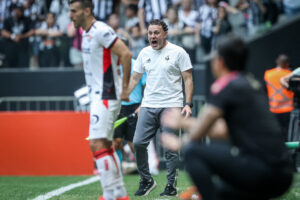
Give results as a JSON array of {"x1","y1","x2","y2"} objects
[{"x1": 0, "y1": 171, "x2": 300, "y2": 200}]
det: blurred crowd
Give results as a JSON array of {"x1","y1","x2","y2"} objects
[{"x1": 0, "y1": 0, "x2": 299, "y2": 68}]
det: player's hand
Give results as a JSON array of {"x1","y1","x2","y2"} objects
[
  {"x1": 161, "y1": 133, "x2": 182, "y2": 152},
  {"x1": 120, "y1": 89, "x2": 130, "y2": 101},
  {"x1": 161, "y1": 108, "x2": 183, "y2": 129},
  {"x1": 181, "y1": 105, "x2": 192, "y2": 119},
  {"x1": 134, "y1": 105, "x2": 141, "y2": 116}
]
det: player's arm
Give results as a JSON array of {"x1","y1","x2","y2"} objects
[
  {"x1": 181, "y1": 69, "x2": 194, "y2": 118},
  {"x1": 110, "y1": 39, "x2": 132, "y2": 100}
]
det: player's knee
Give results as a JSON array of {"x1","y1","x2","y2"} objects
[{"x1": 90, "y1": 138, "x2": 112, "y2": 153}]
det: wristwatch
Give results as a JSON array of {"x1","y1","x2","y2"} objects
[{"x1": 185, "y1": 102, "x2": 193, "y2": 108}]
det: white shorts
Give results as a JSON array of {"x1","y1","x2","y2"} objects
[{"x1": 89, "y1": 96, "x2": 121, "y2": 140}]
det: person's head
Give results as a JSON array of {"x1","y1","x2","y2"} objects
[
  {"x1": 167, "y1": 7, "x2": 178, "y2": 24},
  {"x1": 11, "y1": 3, "x2": 24, "y2": 19},
  {"x1": 217, "y1": 6, "x2": 228, "y2": 20},
  {"x1": 181, "y1": 0, "x2": 192, "y2": 11},
  {"x1": 211, "y1": 35, "x2": 248, "y2": 78},
  {"x1": 206, "y1": 0, "x2": 218, "y2": 7},
  {"x1": 276, "y1": 54, "x2": 290, "y2": 69},
  {"x1": 130, "y1": 24, "x2": 141, "y2": 38},
  {"x1": 147, "y1": 19, "x2": 168, "y2": 50},
  {"x1": 69, "y1": 0, "x2": 94, "y2": 29},
  {"x1": 107, "y1": 13, "x2": 119, "y2": 31},
  {"x1": 125, "y1": 4, "x2": 138, "y2": 18},
  {"x1": 46, "y1": 12, "x2": 56, "y2": 27}
]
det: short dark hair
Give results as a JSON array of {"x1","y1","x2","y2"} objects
[
  {"x1": 216, "y1": 35, "x2": 248, "y2": 71},
  {"x1": 148, "y1": 19, "x2": 168, "y2": 32},
  {"x1": 126, "y1": 4, "x2": 138, "y2": 14},
  {"x1": 68, "y1": 0, "x2": 94, "y2": 11}
]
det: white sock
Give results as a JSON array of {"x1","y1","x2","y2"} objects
[{"x1": 94, "y1": 148, "x2": 127, "y2": 198}]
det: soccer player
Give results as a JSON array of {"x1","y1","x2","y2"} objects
[
  {"x1": 161, "y1": 36, "x2": 293, "y2": 200},
  {"x1": 69, "y1": 1, "x2": 131, "y2": 200},
  {"x1": 125, "y1": 19, "x2": 194, "y2": 196}
]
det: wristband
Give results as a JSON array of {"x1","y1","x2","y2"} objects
[{"x1": 185, "y1": 102, "x2": 193, "y2": 108}]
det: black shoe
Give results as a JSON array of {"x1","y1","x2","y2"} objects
[
  {"x1": 160, "y1": 183, "x2": 177, "y2": 196},
  {"x1": 134, "y1": 177, "x2": 157, "y2": 196}
]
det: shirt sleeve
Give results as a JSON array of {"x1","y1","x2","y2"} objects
[
  {"x1": 133, "y1": 51, "x2": 145, "y2": 74},
  {"x1": 293, "y1": 67, "x2": 300, "y2": 76},
  {"x1": 178, "y1": 49, "x2": 193, "y2": 72},
  {"x1": 96, "y1": 24, "x2": 118, "y2": 49},
  {"x1": 138, "y1": 0, "x2": 145, "y2": 8}
]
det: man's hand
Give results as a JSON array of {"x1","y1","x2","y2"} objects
[
  {"x1": 161, "y1": 108, "x2": 183, "y2": 129},
  {"x1": 181, "y1": 105, "x2": 192, "y2": 119},
  {"x1": 161, "y1": 133, "x2": 182, "y2": 152},
  {"x1": 134, "y1": 105, "x2": 141, "y2": 115}
]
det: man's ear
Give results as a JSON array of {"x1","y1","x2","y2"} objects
[
  {"x1": 164, "y1": 31, "x2": 168, "y2": 40},
  {"x1": 84, "y1": 7, "x2": 92, "y2": 16}
]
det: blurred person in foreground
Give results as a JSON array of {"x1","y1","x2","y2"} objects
[
  {"x1": 125, "y1": 19, "x2": 194, "y2": 197},
  {"x1": 161, "y1": 36, "x2": 293, "y2": 200},
  {"x1": 69, "y1": 0, "x2": 132, "y2": 200},
  {"x1": 264, "y1": 54, "x2": 293, "y2": 141}
]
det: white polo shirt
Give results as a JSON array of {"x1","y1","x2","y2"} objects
[{"x1": 134, "y1": 42, "x2": 193, "y2": 108}]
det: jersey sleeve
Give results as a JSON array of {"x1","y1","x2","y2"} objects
[
  {"x1": 96, "y1": 24, "x2": 118, "y2": 49},
  {"x1": 178, "y1": 49, "x2": 193, "y2": 72},
  {"x1": 133, "y1": 52, "x2": 145, "y2": 74}
]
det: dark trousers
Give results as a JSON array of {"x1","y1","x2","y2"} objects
[
  {"x1": 183, "y1": 141, "x2": 293, "y2": 200},
  {"x1": 274, "y1": 112, "x2": 291, "y2": 141}
]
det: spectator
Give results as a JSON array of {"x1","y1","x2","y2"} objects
[
  {"x1": 179, "y1": 0, "x2": 199, "y2": 63},
  {"x1": 35, "y1": 12, "x2": 62, "y2": 67},
  {"x1": 212, "y1": 5, "x2": 232, "y2": 49},
  {"x1": 50, "y1": 0, "x2": 71, "y2": 67},
  {"x1": 236, "y1": 0, "x2": 268, "y2": 35},
  {"x1": 128, "y1": 24, "x2": 146, "y2": 59},
  {"x1": 1, "y1": 3, "x2": 34, "y2": 68},
  {"x1": 164, "y1": 7, "x2": 184, "y2": 46},
  {"x1": 93, "y1": 0, "x2": 121, "y2": 21},
  {"x1": 197, "y1": 0, "x2": 218, "y2": 54},
  {"x1": 67, "y1": 22, "x2": 83, "y2": 68},
  {"x1": 24, "y1": 0, "x2": 48, "y2": 68},
  {"x1": 124, "y1": 3, "x2": 139, "y2": 32},
  {"x1": 138, "y1": 0, "x2": 174, "y2": 36},
  {"x1": 0, "y1": 0, "x2": 13, "y2": 30},
  {"x1": 107, "y1": 13, "x2": 131, "y2": 41},
  {"x1": 264, "y1": 54, "x2": 294, "y2": 140}
]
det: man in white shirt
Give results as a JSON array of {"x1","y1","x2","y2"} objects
[
  {"x1": 69, "y1": 1, "x2": 131, "y2": 200},
  {"x1": 125, "y1": 19, "x2": 194, "y2": 196}
]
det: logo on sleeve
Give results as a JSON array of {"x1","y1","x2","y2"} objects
[
  {"x1": 165, "y1": 56, "x2": 169, "y2": 61},
  {"x1": 146, "y1": 58, "x2": 151, "y2": 63}
]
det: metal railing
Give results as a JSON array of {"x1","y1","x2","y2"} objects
[{"x1": 0, "y1": 96, "x2": 76, "y2": 111}]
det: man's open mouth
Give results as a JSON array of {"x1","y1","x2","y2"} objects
[{"x1": 151, "y1": 40, "x2": 158, "y2": 45}]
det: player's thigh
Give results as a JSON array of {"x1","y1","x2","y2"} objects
[
  {"x1": 89, "y1": 99, "x2": 121, "y2": 140},
  {"x1": 133, "y1": 107, "x2": 160, "y2": 146}
]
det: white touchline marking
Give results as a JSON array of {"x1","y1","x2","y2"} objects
[{"x1": 31, "y1": 176, "x2": 99, "y2": 200}]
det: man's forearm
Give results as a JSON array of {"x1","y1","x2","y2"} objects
[{"x1": 127, "y1": 71, "x2": 143, "y2": 94}]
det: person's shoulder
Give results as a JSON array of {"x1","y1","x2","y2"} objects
[
  {"x1": 167, "y1": 42, "x2": 188, "y2": 55},
  {"x1": 139, "y1": 45, "x2": 152, "y2": 55}
]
